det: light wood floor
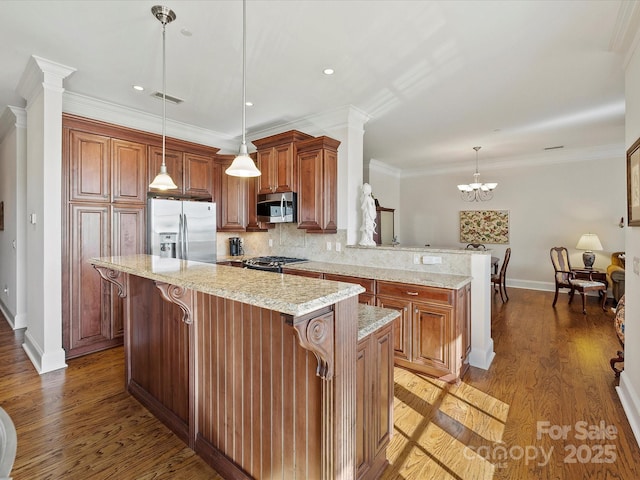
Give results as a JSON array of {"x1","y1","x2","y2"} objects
[{"x1": 1, "y1": 288, "x2": 638, "y2": 479}]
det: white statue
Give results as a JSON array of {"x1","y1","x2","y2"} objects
[{"x1": 359, "y1": 183, "x2": 377, "y2": 246}]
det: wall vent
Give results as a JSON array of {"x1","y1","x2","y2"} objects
[
  {"x1": 544, "y1": 145, "x2": 564, "y2": 150},
  {"x1": 151, "y1": 91, "x2": 184, "y2": 104}
]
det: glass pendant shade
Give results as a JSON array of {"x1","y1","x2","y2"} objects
[
  {"x1": 149, "y1": 164, "x2": 178, "y2": 190},
  {"x1": 225, "y1": 143, "x2": 261, "y2": 177}
]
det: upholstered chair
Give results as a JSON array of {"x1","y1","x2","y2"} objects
[{"x1": 606, "y1": 252, "x2": 625, "y2": 303}]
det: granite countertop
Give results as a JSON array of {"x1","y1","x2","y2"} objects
[
  {"x1": 91, "y1": 254, "x2": 364, "y2": 317},
  {"x1": 283, "y1": 261, "x2": 471, "y2": 290},
  {"x1": 357, "y1": 304, "x2": 399, "y2": 341}
]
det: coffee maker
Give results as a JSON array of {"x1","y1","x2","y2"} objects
[{"x1": 229, "y1": 237, "x2": 243, "y2": 256}]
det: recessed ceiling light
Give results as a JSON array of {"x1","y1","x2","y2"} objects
[
  {"x1": 132, "y1": 85, "x2": 144, "y2": 91},
  {"x1": 245, "y1": 101, "x2": 253, "y2": 107},
  {"x1": 323, "y1": 68, "x2": 334, "y2": 75},
  {"x1": 180, "y1": 27, "x2": 192, "y2": 37}
]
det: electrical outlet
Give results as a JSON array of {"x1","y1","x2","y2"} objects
[
  {"x1": 634, "y1": 256, "x2": 640, "y2": 275},
  {"x1": 268, "y1": 238, "x2": 273, "y2": 247},
  {"x1": 335, "y1": 242, "x2": 341, "y2": 252},
  {"x1": 326, "y1": 241, "x2": 332, "y2": 251},
  {"x1": 413, "y1": 254, "x2": 421, "y2": 264}
]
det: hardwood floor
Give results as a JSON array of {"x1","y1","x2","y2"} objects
[{"x1": 0, "y1": 288, "x2": 637, "y2": 479}]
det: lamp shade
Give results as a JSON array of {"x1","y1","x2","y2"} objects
[
  {"x1": 225, "y1": 143, "x2": 261, "y2": 177},
  {"x1": 149, "y1": 164, "x2": 178, "y2": 190},
  {"x1": 576, "y1": 233, "x2": 603, "y2": 251}
]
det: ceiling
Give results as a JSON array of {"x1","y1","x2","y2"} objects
[{"x1": 1, "y1": 0, "x2": 638, "y2": 174}]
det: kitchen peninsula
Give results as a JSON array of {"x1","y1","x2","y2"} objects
[{"x1": 90, "y1": 254, "x2": 398, "y2": 479}]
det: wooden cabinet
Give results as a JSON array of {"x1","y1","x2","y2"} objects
[
  {"x1": 377, "y1": 280, "x2": 469, "y2": 382},
  {"x1": 374, "y1": 207, "x2": 395, "y2": 245},
  {"x1": 297, "y1": 136, "x2": 340, "y2": 233},
  {"x1": 214, "y1": 155, "x2": 248, "y2": 231},
  {"x1": 69, "y1": 130, "x2": 110, "y2": 202},
  {"x1": 325, "y1": 273, "x2": 376, "y2": 306},
  {"x1": 252, "y1": 130, "x2": 312, "y2": 194},
  {"x1": 356, "y1": 322, "x2": 393, "y2": 480},
  {"x1": 112, "y1": 138, "x2": 148, "y2": 203},
  {"x1": 63, "y1": 114, "x2": 220, "y2": 359},
  {"x1": 149, "y1": 147, "x2": 215, "y2": 199}
]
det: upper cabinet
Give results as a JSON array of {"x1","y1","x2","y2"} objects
[
  {"x1": 112, "y1": 139, "x2": 148, "y2": 204},
  {"x1": 148, "y1": 148, "x2": 216, "y2": 199},
  {"x1": 214, "y1": 154, "x2": 248, "y2": 232},
  {"x1": 252, "y1": 130, "x2": 313, "y2": 194},
  {"x1": 296, "y1": 136, "x2": 340, "y2": 234}
]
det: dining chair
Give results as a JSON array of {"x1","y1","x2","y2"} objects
[
  {"x1": 491, "y1": 248, "x2": 511, "y2": 302},
  {"x1": 549, "y1": 246, "x2": 607, "y2": 314}
]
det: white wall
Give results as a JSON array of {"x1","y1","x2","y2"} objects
[
  {"x1": 0, "y1": 107, "x2": 27, "y2": 327},
  {"x1": 618, "y1": 29, "x2": 640, "y2": 446},
  {"x1": 387, "y1": 154, "x2": 625, "y2": 291},
  {"x1": 369, "y1": 160, "x2": 401, "y2": 242}
]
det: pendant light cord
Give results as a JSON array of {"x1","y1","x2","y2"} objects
[
  {"x1": 241, "y1": 0, "x2": 247, "y2": 148},
  {"x1": 162, "y1": 22, "x2": 167, "y2": 167}
]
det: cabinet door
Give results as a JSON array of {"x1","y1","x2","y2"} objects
[
  {"x1": 245, "y1": 173, "x2": 270, "y2": 232},
  {"x1": 148, "y1": 146, "x2": 183, "y2": 193},
  {"x1": 112, "y1": 138, "x2": 147, "y2": 203},
  {"x1": 67, "y1": 204, "x2": 111, "y2": 353},
  {"x1": 69, "y1": 130, "x2": 110, "y2": 202},
  {"x1": 297, "y1": 149, "x2": 323, "y2": 231},
  {"x1": 274, "y1": 143, "x2": 295, "y2": 192},
  {"x1": 376, "y1": 296, "x2": 411, "y2": 361},
  {"x1": 372, "y1": 323, "x2": 394, "y2": 457},
  {"x1": 111, "y1": 204, "x2": 146, "y2": 338},
  {"x1": 257, "y1": 147, "x2": 276, "y2": 194},
  {"x1": 355, "y1": 336, "x2": 371, "y2": 478},
  {"x1": 412, "y1": 301, "x2": 453, "y2": 376},
  {"x1": 217, "y1": 158, "x2": 247, "y2": 231},
  {"x1": 184, "y1": 152, "x2": 214, "y2": 197}
]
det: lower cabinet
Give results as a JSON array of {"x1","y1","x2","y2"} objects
[
  {"x1": 377, "y1": 281, "x2": 470, "y2": 382},
  {"x1": 356, "y1": 322, "x2": 394, "y2": 480}
]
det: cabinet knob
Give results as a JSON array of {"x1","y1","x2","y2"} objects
[
  {"x1": 403, "y1": 307, "x2": 408, "y2": 312},
  {"x1": 415, "y1": 308, "x2": 419, "y2": 313}
]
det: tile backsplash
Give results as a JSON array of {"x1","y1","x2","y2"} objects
[{"x1": 217, "y1": 224, "x2": 484, "y2": 276}]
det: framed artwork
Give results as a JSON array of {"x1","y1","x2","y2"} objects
[
  {"x1": 460, "y1": 210, "x2": 509, "y2": 244},
  {"x1": 627, "y1": 137, "x2": 640, "y2": 227},
  {"x1": 0, "y1": 201, "x2": 3, "y2": 231}
]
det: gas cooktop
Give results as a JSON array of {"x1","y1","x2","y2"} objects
[{"x1": 244, "y1": 256, "x2": 307, "y2": 267}]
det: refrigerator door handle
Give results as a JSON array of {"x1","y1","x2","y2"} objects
[
  {"x1": 183, "y1": 214, "x2": 189, "y2": 260},
  {"x1": 178, "y1": 213, "x2": 184, "y2": 259}
]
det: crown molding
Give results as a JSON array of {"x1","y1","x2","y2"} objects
[
  {"x1": 248, "y1": 105, "x2": 371, "y2": 141},
  {"x1": 368, "y1": 158, "x2": 402, "y2": 179},
  {"x1": 17, "y1": 55, "x2": 76, "y2": 104},
  {"x1": 398, "y1": 143, "x2": 625, "y2": 178},
  {"x1": 63, "y1": 91, "x2": 237, "y2": 152},
  {"x1": 611, "y1": 0, "x2": 640, "y2": 56},
  {"x1": 0, "y1": 106, "x2": 27, "y2": 140}
]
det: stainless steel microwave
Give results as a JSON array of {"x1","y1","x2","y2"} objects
[{"x1": 257, "y1": 192, "x2": 297, "y2": 223}]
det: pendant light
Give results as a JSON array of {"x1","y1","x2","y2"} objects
[
  {"x1": 225, "y1": 0, "x2": 261, "y2": 177},
  {"x1": 149, "y1": 5, "x2": 178, "y2": 190}
]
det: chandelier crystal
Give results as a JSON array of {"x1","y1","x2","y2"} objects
[{"x1": 457, "y1": 146, "x2": 497, "y2": 201}]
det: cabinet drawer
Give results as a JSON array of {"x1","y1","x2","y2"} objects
[
  {"x1": 377, "y1": 281, "x2": 452, "y2": 305},
  {"x1": 324, "y1": 273, "x2": 375, "y2": 294}
]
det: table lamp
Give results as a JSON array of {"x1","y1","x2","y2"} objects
[{"x1": 576, "y1": 233, "x2": 603, "y2": 269}]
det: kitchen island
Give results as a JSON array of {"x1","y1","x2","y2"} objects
[{"x1": 90, "y1": 254, "x2": 397, "y2": 480}]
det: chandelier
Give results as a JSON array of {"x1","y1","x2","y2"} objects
[{"x1": 457, "y1": 146, "x2": 497, "y2": 201}]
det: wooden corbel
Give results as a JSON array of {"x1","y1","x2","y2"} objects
[
  {"x1": 154, "y1": 282, "x2": 194, "y2": 324},
  {"x1": 288, "y1": 311, "x2": 335, "y2": 380},
  {"x1": 93, "y1": 266, "x2": 128, "y2": 298}
]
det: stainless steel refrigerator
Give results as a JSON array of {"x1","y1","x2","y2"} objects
[{"x1": 147, "y1": 198, "x2": 217, "y2": 264}]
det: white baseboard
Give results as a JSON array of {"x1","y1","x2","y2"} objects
[
  {"x1": 469, "y1": 340, "x2": 496, "y2": 370},
  {"x1": 22, "y1": 330, "x2": 67, "y2": 374},
  {"x1": 617, "y1": 372, "x2": 640, "y2": 448}
]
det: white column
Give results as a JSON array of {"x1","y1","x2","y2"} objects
[
  {"x1": 468, "y1": 253, "x2": 495, "y2": 369},
  {"x1": 16, "y1": 56, "x2": 76, "y2": 374}
]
